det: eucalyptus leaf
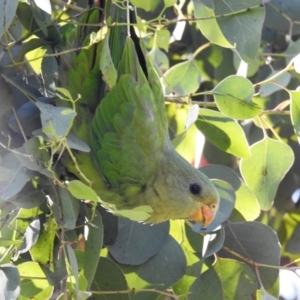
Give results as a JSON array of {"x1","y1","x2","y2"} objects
[
  {"x1": 0, "y1": 0, "x2": 18, "y2": 39},
  {"x1": 66, "y1": 132, "x2": 90, "y2": 152},
  {"x1": 107, "y1": 218, "x2": 169, "y2": 265},
  {"x1": 193, "y1": 0, "x2": 232, "y2": 49},
  {"x1": 29, "y1": 217, "x2": 58, "y2": 265},
  {"x1": 285, "y1": 223, "x2": 300, "y2": 254},
  {"x1": 149, "y1": 48, "x2": 169, "y2": 72},
  {"x1": 66, "y1": 245, "x2": 79, "y2": 297},
  {"x1": 15, "y1": 138, "x2": 53, "y2": 178},
  {"x1": 259, "y1": 71, "x2": 291, "y2": 97},
  {"x1": 130, "y1": 0, "x2": 160, "y2": 11},
  {"x1": 218, "y1": 221, "x2": 281, "y2": 289},
  {"x1": 8, "y1": 97, "x2": 52, "y2": 136},
  {"x1": 68, "y1": 180, "x2": 98, "y2": 203},
  {"x1": 196, "y1": 108, "x2": 250, "y2": 158},
  {"x1": 100, "y1": 32, "x2": 117, "y2": 89},
  {"x1": 164, "y1": 59, "x2": 201, "y2": 95},
  {"x1": 213, "y1": 75, "x2": 262, "y2": 120},
  {"x1": 186, "y1": 104, "x2": 199, "y2": 130},
  {"x1": 290, "y1": 90, "x2": 300, "y2": 144},
  {"x1": 155, "y1": 29, "x2": 170, "y2": 52},
  {"x1": 36, "y1": 101, "x2": 76, "y2": 138},
  {"x1": 172, "y1": 249, "x2": 212, "y2": 299},
  {"x1": 0, "y1": 264, "x2": 20, "y2": 300},
  {"x1": 48, "y1": 187, "x2": 80, "y2": 229},
  {"x1": 265, "y1": 0, "x2": 300, "y2": 35},
  {"x1": 0, "y1": 152, "x2": 29, "y2": 200},
  {"x1": 240, "y1": 137, "x2": 294, "y2": 210},
  {"x1": 84, "y1": 210, "x2": 103, "y2": 289},
  {"x1": 18, "y1": 262, "x2": 52, "y2": 299},
  {"x1": 121, "y1": 235, "x2": 186, "y2": 300},
  {"x1": 193, "y1": 0, "x2": 265, "y2": 62},
  {"x1": 90, "y1": 257, "x2": 129, "y2": 300},
  {"x1": 189, "y1": 258, "x2": 256, "y2": 300}
]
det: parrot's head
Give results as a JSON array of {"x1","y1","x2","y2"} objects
[
  {"x1": 153, "y1": 155, "x2": 220, "y2": 226},
  {"x1": 184, "y1": 169, "x2": 220, "y2": 227}
]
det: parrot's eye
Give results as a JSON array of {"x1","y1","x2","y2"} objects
[{"x1": 189, "y1": 183, "x2": 201, "y2": 195}]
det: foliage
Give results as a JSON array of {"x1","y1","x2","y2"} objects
[{"x1": 0, "y1": 0, "x2": 300, "y2": 299}]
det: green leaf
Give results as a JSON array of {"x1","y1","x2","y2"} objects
[
  {"x1": 48, "y1": 187, "x2": 80, "y2": 229},
  {"x1": 29, "y1": 217, "x2": 58, "y2": 264},
  {"x1": 193, "y1": 0, "x2": 265, "y2": 62},
  {"x1": 66, "y1": 132, "x2": 90, "y2": 152},
  {"x1": 259, "y1": 71, "x2": 291, "y2": 97},
  {"x1": 172, "y1": 249, "x2": 213, "y2": 299},
  {"x1": 0, "y1": 0, "x2": 19, "y2": 39},
  {"x1": 218, "y1": 222, "x2": 281, "y2": 289},
  {"x1": 189, "y1": 258, "x2": 256, "y2": 300},
  {"x1": 36, "y1": 101, "x2": 76, "y2": 138},
  {"x1": 257, "y1": 287, "x2": 278, "y2": 300},
  {"x1": 213, "y1": 75, "x2": 262, "y2": 120},
  {"x1": 15, "y1": 138, "x2": 53, "y2": 178},
  {"x1": 201, "y1": 165, "x2": 260, "y2": 221},
  {"x1": 9, "y1": 189, "x2": 46, "y2": 209},
  {"x1": 265, "y1": 0, "x2": 300, "y2": 36},
  {"x1": 193, "y1": 0, "x2": 232, "y2": 49},
  {"x1": 68, "y1": 180, "x2": 98, "y2": 203},
  {"x1": 18, "y1": 262, "x2": 53, "y2": 299},
  {"x1": 240, "y1": 137, "x2": 294, "y2": 210},
  {"x1": 284, "y1": 38, "x2": 300, "y2": 64},
  {"x1": 215, "y1": 1, "x2": 265, "y2": 63},
  {"x1": 164, "y1": 59, "x2": 201, "y2": 95},
  {"x1": 290, "y1": 90, "x2": 300, "y2": 143},
  {"x1": 0, "y1": 264, "x2": 20, "y2": 300},
  {"x1": 196, "y1": 108, "x2": 250, "y2": 158},
  {"x1": 41, "y1": 46, "x2": 57, "y2": 92},
  {"x1": 285, "y1": 223, "x2": 300, "y2": 254},
  {"x1": 164, "y1": 0, "x2": 176, "y2": 8},
  {"x1": 100, "y1": 33, "x2": 118, "y2": 89},
  {"x1": 84, "y1": 210, "x2": 103, "y2": 289},
  {"x1": 170, "y1": 220, "x2": 204, "y2": 253},
  {"x1": 107, "y1": 219, "x2": 169, "y2": 265},
  {"x1": 155, "y1": 29, "x2": 170, "y2": 52},
  {"x1": 55, "y1": 87, "x2": 73, "y2": 101},
  {"x1": 0, "y1": 152, "x2": 29, "y2": 200},
  {"x1": 90, "y1": 257, "x2": 129, "y2": 300},
  {"x1": 130, "y1": 0, "x2": 160, "y2": 11},
  {"x1": 149, "y1": 48, "x2": 169, "y2": 71},
  {"x1": 121, "y1": 235, "x2": 186, "y2": 300},
  {"x1": 66, "y1": 245, "x2": 79, "y2": 298},
  {"x1": 193, "y1": 180, "x2": 235, "y2": 232}
]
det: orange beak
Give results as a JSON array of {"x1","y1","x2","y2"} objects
[{"x1": 191, "y1": 204, "x2": 217, "y2": 227}]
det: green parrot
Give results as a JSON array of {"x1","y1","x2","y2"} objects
[{"x1": 60, "y1": 0, "x2": 220, "y2": 225}]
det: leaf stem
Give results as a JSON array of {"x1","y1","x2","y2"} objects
[
  {"x1": 254, "y1": 58, "x2": 295, "y2": 88},
  {"x1": 89, "y1": 288, "x2": 181, "y2": 299}
]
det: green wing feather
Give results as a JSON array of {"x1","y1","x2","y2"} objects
[{"x1": 91, "y1": 55, "x2": 166, "y2": 201}]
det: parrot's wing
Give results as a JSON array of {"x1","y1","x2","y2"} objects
[{"x1": 91, "y1": 71, "x2": 167, "y2": 199}]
